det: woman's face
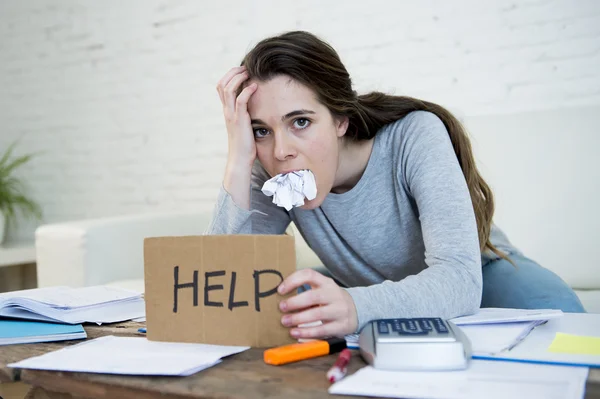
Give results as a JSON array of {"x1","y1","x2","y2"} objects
[{"x1": 247, "y1": 75, "x2": 348, "y2": 209}]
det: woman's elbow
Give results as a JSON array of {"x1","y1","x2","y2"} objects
[{"x1": 461, "y1": 264, "x2": 482, "y2": 316}]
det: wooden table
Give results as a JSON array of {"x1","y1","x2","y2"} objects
[{"x1": 1, "y1": 322, "x2": 599, "y2": 399}]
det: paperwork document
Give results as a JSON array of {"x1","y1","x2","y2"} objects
[
  {"x1": 8, "y1": 335, "x2": 250, "y2": 376},
  {"x1": 450, "y1": 308, "x2": 563, "y2": 325},
  {"x1": 458, "y1": 320, "x2": 545, "y2": 355},
  {"x1": 329, "y1": 359, "x2": 589, "y2": 399},
  {"x1": 476, "y1": 313, "x2": 600, "y2": 367},
  {"x1": 0, "y1": 286, "x2": 145, "y2": 324}
]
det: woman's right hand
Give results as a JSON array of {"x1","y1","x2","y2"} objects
[{"x1": 216, "y1": 66, "x2": 259, "y2": 168}]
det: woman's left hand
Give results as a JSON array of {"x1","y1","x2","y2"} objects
[{"x1": 277, "y1": 269, "x2": 358, "y2": 339}]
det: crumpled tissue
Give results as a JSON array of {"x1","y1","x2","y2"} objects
[{"x1": 261, "y1": 170, "x2": 317, "y2": 211}]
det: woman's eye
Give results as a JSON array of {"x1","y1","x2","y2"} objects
[
  {"x1": 293, "y1": 118, "x2": 310, "y2": 129},
  {"x1": 253, "y1": 128, "x2": 269, "y2": 138}
]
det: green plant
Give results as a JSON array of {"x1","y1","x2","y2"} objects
[{"x1": 0, "y1": 141, "x2": 43, "y2": 230}]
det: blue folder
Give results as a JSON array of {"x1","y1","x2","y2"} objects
[{"x1": 0, "y1": 318, "x2": 87, "y2": 345}]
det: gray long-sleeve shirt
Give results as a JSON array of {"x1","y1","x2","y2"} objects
[{"x1": 207, "y1": 111, "x2": 519, "y2": 331}]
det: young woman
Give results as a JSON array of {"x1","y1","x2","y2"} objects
[{"x1": 207, "y1": 31, "x2": 585, "y2": 339}]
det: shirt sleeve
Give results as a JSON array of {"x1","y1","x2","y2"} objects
[
  {"x1": 346, "y1": 111, "x2": 483, "y2": 331},
  {"x1": 205, "y1": 160, "x2": 292, "y2": 235}
]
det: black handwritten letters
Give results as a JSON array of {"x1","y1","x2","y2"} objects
[
  {"x1": 173, "y1": 267, "x2": 198, "y2": 312},
  {"x1": 204, "y1": 271, "x2": 226, "y2": 308},
  {"x1": 172, "y1": 266, "x2": 283, "y2": 313},
  {"x1": 228, "y1": 271, "x2": 249, "y2": 310}
]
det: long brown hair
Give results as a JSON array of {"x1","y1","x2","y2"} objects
[{"x1": 241, "y1": 30, "x2": 509, "y2": 262}]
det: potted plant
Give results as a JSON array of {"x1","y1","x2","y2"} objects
[{"x1": 0, "y1": 141, "x2": 43, "y2": 244}]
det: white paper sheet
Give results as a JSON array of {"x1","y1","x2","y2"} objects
[
  {"x1": 261, "y1": 170, "x2": 317, "y2": 210},
  {"x1": 459, "y1": 321, "x2": 544, "y2": 355},
  {"x1": 329, "y1": 360, "x2": 589, "y2": 399},
  {"x1": 8, "y1": 335, "x2": 250, "y2": 376},
  {"x1": 450, "y1": 308, "x2": 563, "y2": 325},
  {"x1": 0, "y1": 286, "x2": 140, "y2": 308}
]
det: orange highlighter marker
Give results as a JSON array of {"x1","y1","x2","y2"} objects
[{"x1": 264, "y1": 338, "x2": 347, "y2": 365}]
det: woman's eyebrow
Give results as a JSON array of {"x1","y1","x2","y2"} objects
[{"x1": 251, "y1": 109, "x2": 316, "y2": 125}]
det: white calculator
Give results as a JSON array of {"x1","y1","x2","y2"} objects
[{"x1": 359, "y1": 317, "x2": 471, "y2": 371}]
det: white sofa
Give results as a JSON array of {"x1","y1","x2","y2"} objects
[{"x1": 35, "y1": 106, "x2": 600, "y2": 312}]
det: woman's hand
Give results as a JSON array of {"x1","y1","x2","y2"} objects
[
  {"x1": 277, "y1": 269, "x2": 359, "y2": 339},
  {"x1": 216, "y1": 65, "x2": 258, "y2": 167},
  {"x1": 217, "y1": 66, "x2": 259, "y2": 209}
]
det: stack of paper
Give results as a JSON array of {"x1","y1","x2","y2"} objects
[
  {"x1": 0, "y1": 319, "x2": 87, "y2": 346},
  {"x1": 8, "y1": 335, "x2": 250, "y2": 376},
  {"x1": 448, "y1": 309, "x2": 564, "y2": 356},
  {"x1": 0, "y1": 286, "x2": 145, "y2": 324},
  {"x1": 329, "y1": 359, "x2": 589, "y2": 399}
]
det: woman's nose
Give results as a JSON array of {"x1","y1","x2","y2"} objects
[{"x1": 273, "y1": 134, "x2": 297, "y2": 161}]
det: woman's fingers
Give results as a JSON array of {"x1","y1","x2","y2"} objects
[
  {"x1": 216, "y1": 66, "x2": 258, "y2": 167},
  {"x1": 223, "y1": 71, "x2": 250, "y2": 116},
  {"x1": 280, "y1": 288, "x2": 328, "y2": 312},
  {"x1": 216, "y1": 66, "x2": 246, "y2": 105},
  {"x1": 281, "y1": 304, "x2": 335, "y2": 327},
  {"x1": 235, "y1": 83, "x2": 258, "y2": 117},
  {"x1": 278, "y1": 269, "x2": 330, "y2": 296},
  {"x1": 291, "y1": 321, "x2": 346, "y2": 339}
]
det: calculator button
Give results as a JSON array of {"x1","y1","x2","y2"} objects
[
  {"x1": 377, "y1": 321, "x2": 389, "y2": 334},
  {"x1": 418, "y1": 319, "x2": 433, "y2": 331},
  {"x1": 395, "y1": 319, "x2": 428, "y2": 335},
  {"x1": 405, "y1": 320, "x2": 417, "y2": 331},
  {"x1": 433, "y1": 318, "x2": 449, "y2": 333}
]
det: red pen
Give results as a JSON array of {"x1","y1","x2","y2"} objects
[{"x1": 326, "y1": 348, "x2": 352, "y2": 383}]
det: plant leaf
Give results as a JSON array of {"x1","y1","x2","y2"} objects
[
  {"x1": 0, "y1": 140, "x2": 43, "y2": 228},
  {"x1": 0, "y1": 141, "x2": 17, "y2": 169}
]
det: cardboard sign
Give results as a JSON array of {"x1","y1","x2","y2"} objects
[{"x1": 144, "y1": 235, "x2": 297, "y2": 348}]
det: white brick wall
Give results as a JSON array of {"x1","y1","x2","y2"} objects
[{"x1": 1, "y1": 0, "x2": 599, "y2": 240}]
